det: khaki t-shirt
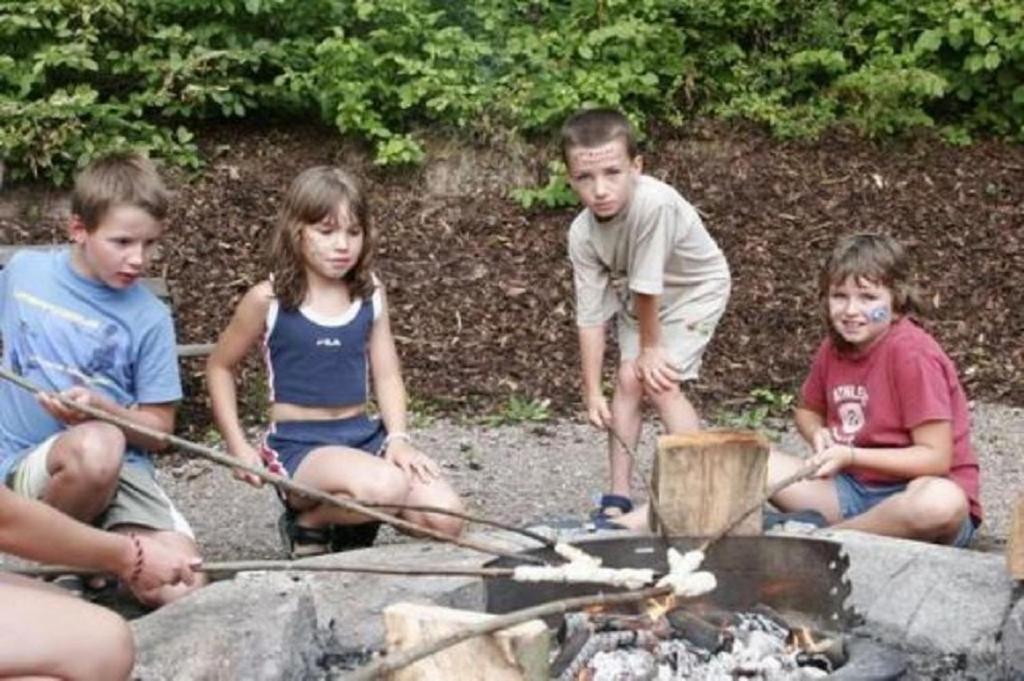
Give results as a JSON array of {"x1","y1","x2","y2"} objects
[{"x1": 568, "y1": 175, "x2": 730, "y2": 327}]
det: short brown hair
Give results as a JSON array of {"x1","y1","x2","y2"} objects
[
  {"x1": 820, "y1": 233, "x2": 924, "y2": 344},
  {"x1": 561, "y1": 108, "x2": 639, "y2": 163},
  {"x1": 268, "y1": 166, "x2": 376, "y2": 310},
  {"x1": 71, "y1": 152, "x2": 169, "y2": 231}
]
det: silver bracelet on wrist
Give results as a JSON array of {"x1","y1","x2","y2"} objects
[{"x1": 384, "y1": 431, "x2": 411, "y2": 448}]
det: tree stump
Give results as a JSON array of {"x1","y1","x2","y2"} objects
[
  {"x1": 650, "y1": 430, "x2": 770, "y2": 536},
  {"x1": 1007, "y1": 494, "x2": 1024, "y2": 580},
  {"x1": 383, "y1": 602, "x2": 549, "y2": 681}
]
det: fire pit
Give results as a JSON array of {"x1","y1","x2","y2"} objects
[{"x1": 485, "y1": 534, "x2": 910, "y2": 680}]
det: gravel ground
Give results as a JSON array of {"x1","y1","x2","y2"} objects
[{"x1": 155, "y1": 400, "x2": 1023, "y2": 563}]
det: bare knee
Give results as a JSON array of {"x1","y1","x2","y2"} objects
[
  {"x1": 426, "y1": 497, "x2": 466, "y2": 537},
  {"x1": 58, "y1": 422, "x2": 125, "y2": 487},
  {"x1": 647, "y1": 382, "x2": 682, "y2": 410},
  {"x1": 901, "y1": 478, "x2": 967, "y2": 537},
  {"x1": 615, "y1": 363, "x2": 644, "y2": 399}
]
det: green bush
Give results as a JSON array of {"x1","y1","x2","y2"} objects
[{"x1": 1, "y1": 0, "x2": 1021, "y2": 185}]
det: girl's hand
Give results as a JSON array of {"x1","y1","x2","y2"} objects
[
  {"x1": 121, "y1": 534, "x2": 202, "y2": 594},
  {"x1": 807, "y1": 444, "x2": 856, "y2": 478},
  {"x1": 635, "y1": 347, "x2": 682, "y2": 394},
  {"x1": 585, "y1": 394, "x2": 611, "y2": 430},
  {"x1": 812, "y1": 427, "x2": 835, "y2": 454},
  {"x1": 227, "y1": 442, "x2": 265, "y2": 488},
  {"x1": 37, "y1": 386, "x2": 109, "y2": 426},
  {"x1": 385, "y1": 440, "x2": 439, "y2": 485}
]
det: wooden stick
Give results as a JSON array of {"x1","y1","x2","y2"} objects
[
  {"x1": 0, "y1": 366, "x2": 546, "y2": 565},
  {"x1": 7, "y1": 560, "x2": 516, "y2": 580},
  {"x1": 606, "y1": 427, "x2": 672, "y2": 547},
  {"x1": 697, "y1": 460, "x2": 820, "y2": 554},
  {"x1": 359, "y1": 502, "x2": 554, "y2": 549},
  {"x1": 346, "y1": 585, "x2": 676, "y2": 681}
]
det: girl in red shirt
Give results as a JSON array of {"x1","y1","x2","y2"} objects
[{"x1": 769, "y1": 233, "x2": 980, "y2": 546}]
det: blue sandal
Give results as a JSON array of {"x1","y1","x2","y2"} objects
[
  {"x1": 762, "y1": 509, "x2": 828, "y2": 530},
  {"x1": 590, "y1": 493, "x2": 634, "y2": 522}
]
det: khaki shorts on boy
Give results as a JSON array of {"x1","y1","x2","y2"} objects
[
  {"x1": 6, "y1": 435, "x2": 194, "y2": 537},
  {"x1": 616, "y1": 276, "x2": 731, "y2": 380}
]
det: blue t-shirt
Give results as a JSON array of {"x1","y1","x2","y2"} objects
[{"x1": 0, "y1": 248, "x2": 182, "y2": 480}]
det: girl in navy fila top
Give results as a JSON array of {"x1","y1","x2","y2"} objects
[{"x1": 207, "y1": 166, "x2": 464, "y2": 556}]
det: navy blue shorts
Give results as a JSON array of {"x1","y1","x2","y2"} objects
[
  {"x1": 261, "y1": 415, "x2": 387, "y2": 478},
  {"x1": 834, "y1": 473, "x2": 978, "y2": 548}
]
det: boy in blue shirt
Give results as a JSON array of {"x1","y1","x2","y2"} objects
[{"x1": 0, "y1": 153, "x2": 204, "y2": 605}]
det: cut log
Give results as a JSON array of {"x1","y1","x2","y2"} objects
[
  {"x1": 650, "y1": 430, "x2": 770, "y2": 536},
  {"x1": 1007, "y1": 493, "x2": 1024, "y2": 580},
  {"x1": 383, "y1": 602, "x2": 550, "y2": 681}
]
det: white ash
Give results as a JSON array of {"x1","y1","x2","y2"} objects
[{"x1": 587, "y1": 612, "x2": 831, "y2": 681}]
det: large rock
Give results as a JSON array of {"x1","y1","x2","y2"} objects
[
  {"x1": 1002, "y1": 591, "x2": 1024, "y2": 679},
  {"x1": 831, "y1": 529, "x2": 1015, "y2": 664},
  {"x1": 306, "y1": 540, "x2": 488, "y2": 652},
  {"x1": 132, "y1": 572, "x2": 319, "y2": 681}
]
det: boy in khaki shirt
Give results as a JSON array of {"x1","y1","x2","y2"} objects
[{"x1": 563, "y1": 108, "x2": 731, "y2": 525}]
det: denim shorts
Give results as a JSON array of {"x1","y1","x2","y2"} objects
[
  {"x1": 262, "y1": 414, "x2": 386, "y2": 478},
  {"x1": 834, "y1": 473, "x2": 977, "y2": 548}
]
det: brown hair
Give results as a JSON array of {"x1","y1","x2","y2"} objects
[
  {"x1": 268, "y1": 166, "x2": 376, "y2": 309},
  {"x1": 71, "y1": 152, "x2": 169, "y2": 231},
  {"x1": 561, "y1": 108, "x2": 639, "y2": 163},
  {"x1": 820, "y1": 233, "x2": 924, "y2": 346}
]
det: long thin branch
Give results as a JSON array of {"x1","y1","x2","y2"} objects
[
  {"x1": 698, "y1": 461, "x2": 820, "y2": 553},
  {"x1": 344, "y1": 585, "x2": 676, "y2": 681},
  {"x1": 607, "y1": 427, "x2": 672, "y2": 547},
  {"x1": 0, "y1": 366, "x2": 546, "y2": 565},
  {"x1": 7, "y1": 560, "x2": 516, "y2": 580}
]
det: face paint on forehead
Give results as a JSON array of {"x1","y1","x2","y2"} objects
[{"x1": 570, "y1": 143, "x2": 627, "y2": 165}]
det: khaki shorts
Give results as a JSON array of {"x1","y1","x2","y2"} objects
[
  {"x1": 7, "y1": 435, "x2": 194, "y2": 537},
  {"x1": 617, "y1": 277, "x2": 731, "y2": 380}
]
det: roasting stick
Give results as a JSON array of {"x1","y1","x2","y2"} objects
[
  {"x1": 698, "y1": 460, "x2": 821, "y2": 554},
  {"x1": 0, "y1": 366, "x2": 552, "y2": 564},
  {"x1": 344, "y1": 585, "x2": 677, "y2": 681},
  {"x1": 9, "y1": 560, "x2": 518, "y2": 580},
  {"x1": 607, "y1": 426, "x2": 672, "y2": 548}
]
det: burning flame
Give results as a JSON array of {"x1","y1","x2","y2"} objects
[
  {"x1": 787, "y1": 626, "x2": 822, "y2": 653},
  {"x1": 643, "y1": 593, "x2": 677, "y2": 621}
]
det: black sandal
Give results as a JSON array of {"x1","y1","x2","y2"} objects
[
  {"x1": 330, "y1": 521, "x2": 381, "y2": 552},
  {"x1": 278, "y1": 511, "x2": 331, "y2": 559}
]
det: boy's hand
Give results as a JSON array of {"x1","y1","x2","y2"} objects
[
  {"x1": 386, "y1": 440, "x2": 439, "y2": 485},
  {"x1": 37, "y1": 386, "x2": 111, "y2": 426},
  {"x1": 635, "y1": 347, "x2": 682, "y2": 394},
  {"x1": 807, "y1": 444, "x2": 856, "y2": 478},
  {"x1": 122, "y1": 534, "x2": 202, "y2": 594},
  {"x1": 585, "y1": 394, "x2": 611, "y2": 429},
  {"x1": 226, "y1": 442, "x2": 265, "y2": 487}
]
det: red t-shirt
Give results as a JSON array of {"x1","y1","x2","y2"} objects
[{"x1": 800, "y1": 318, "x2": 982, "y2": 522}]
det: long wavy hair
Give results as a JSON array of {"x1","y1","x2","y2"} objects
[
  {"x1": 820, "y1": 233, "x2": 924, "y2": 349},
  {"x1": 267, "y1": 166, "x2": 376, "y2": 310}
]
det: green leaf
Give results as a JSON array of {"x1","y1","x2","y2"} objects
[
  {"x1": 1013, "y1": 85, "x2": 1024, "y2": 105},
  {"x1": 973, "y1": 25, "x2": 992, "y2": 47},
  {"x1": 915, "y1": 29, "x2": 943, "y2": 52},
  {"x1": 983, "y1": 50, "x2": 1001, "y2": 71}
]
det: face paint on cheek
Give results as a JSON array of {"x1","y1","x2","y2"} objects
[{"x1": 867, "y1": 306, "x2": 890, "y2": 323}]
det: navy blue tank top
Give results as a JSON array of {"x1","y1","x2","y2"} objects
[{"x1": 263, "y1": 290, "x2": 379, "y2": 406}]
